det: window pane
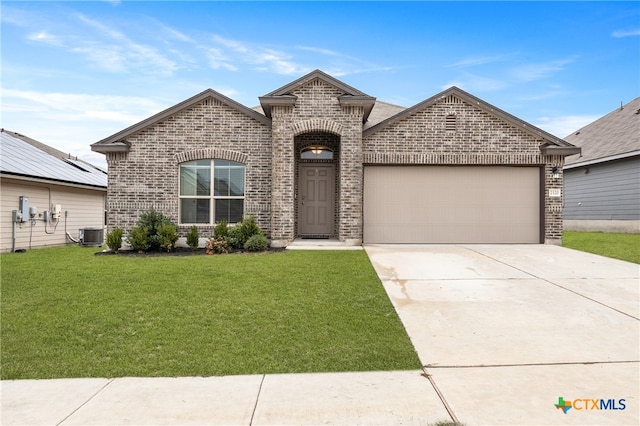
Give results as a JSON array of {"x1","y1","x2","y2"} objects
[
  {"x1": 215, "y1": 199, "x2": 243, "y2": 223},
  {"x1": 181, "y1": 198, "x2": 210, "y2": 224},
  {"x1": 214, "y1": 161, "x2": 244, "y2": 196},
  {"x1": 214, "y1": 166, "x2": 229, "y2": 196},
  {"x1": 180, "y1": 161, "x2": 211, "y2": 196},
  {"x1": 180, "y1": 167, "x2": 196, "y2": 196},
  {"x1": 229, "y1": 167, "x2": 244, "y2": 196},
  {"x1": 196, "y1": 167, "x2": 210, "y2": 196}
]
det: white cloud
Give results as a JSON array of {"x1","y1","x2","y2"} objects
[
  {"x1": 1, "y1": 88, "x2": 162, "y2": 123},
  {"x1": 449, "y1": 54, "x2": 510, "y2": 68},
  {"x1": 206, "y1": 35, "x2": 309, "y2": 75},
  {"x1": 440, "y1": 73, "x2": 508, "y2": 93},
  {"x1": 27, "y1": 31, "x2": 63, "y2": 46},
  {"x1": 1, "y1": 88, "x2": 169, "y2": 169},
  {"x1": 612, "y1": 28, "x2": 640, "y2": 38},
  {"x1": 533, "y1": 115, "x2": 600, "y2": 138},
  {"x1": 511, "y1": 56, "x2": 578, "y2": 82}
]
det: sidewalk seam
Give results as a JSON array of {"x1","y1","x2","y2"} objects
[
  {"x1": 421, "y1": 367, "x2": 460, "y2": 425},
  {"x1": 57, "y1": 378, "x2": 115, "y2": 425},
  {"x1": 463, "y1": 246, "x2": 640, "y2": 321},
  {"x1": 249, "y1": 374, "x2": 265, "y2": 425}
]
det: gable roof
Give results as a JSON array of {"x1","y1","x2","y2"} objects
[
  {"x1": 564, "y1": 97, "x2": 640, "y2": 168},
  {"x1": 258, "y1": 69, "x2": 376, "y2": 122},
  {"x1": 1, "y1": 129, "x2": 107, "y2": 189},
  {"x1": 91, "y1": 89, "x2": 271, "y2": 153},
  {"x1": 364, "y1": 86, "x2": 579, "y2": 155}
]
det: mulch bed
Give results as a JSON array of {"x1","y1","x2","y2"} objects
[{"x1": 95, "y1": 247, "x2": 285, "y2": 256}]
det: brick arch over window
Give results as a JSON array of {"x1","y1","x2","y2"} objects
[
  {"x1": 174, "y1": 148, "x2": 248, "y2": 165},
  {"x1": 291, "y1": 119, "x2": 343, "y2": 137}
]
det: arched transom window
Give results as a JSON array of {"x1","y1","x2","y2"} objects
[
  {"x1": 301, "y1": 146, "x2": 334, "y2": 160},
  {"x1": 179, "y1": 160, "x2": 245, "y2": 224}
]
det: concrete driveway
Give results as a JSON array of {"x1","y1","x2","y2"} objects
[{"x1": 365, "y1": 244, "x2": 639, "y2": 425}]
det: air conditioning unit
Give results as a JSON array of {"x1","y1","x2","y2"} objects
[{"x1": 80, "y1": 228, "x2": 104, "y2": 246}]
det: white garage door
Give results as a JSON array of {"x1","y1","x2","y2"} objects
[{"x1": 364, "y1": 166, "x2": 541, "y2": 243}]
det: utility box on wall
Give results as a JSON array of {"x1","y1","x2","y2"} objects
[{"x1": 18, "y1": 196, "x2": 29, "y2": 221}]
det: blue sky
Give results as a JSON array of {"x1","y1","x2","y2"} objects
[{"x1": 2, "y1": 1, "x2": 639, "y2": 169}]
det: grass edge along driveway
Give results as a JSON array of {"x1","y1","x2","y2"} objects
[{"x1": 1, "y1": 246, "x2": 421, "y2": 379}]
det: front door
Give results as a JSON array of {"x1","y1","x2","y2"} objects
[{"x1": 299, "y1": 164, "x2": 335, "y2": 236}]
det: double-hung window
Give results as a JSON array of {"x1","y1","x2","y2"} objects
[{"x1": 179, "y1": 160, "x2": 245, "y2": 224}]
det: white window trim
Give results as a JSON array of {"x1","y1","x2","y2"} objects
[{"x1": 178, "y1": 160, "x2": 245, "y2": 225}]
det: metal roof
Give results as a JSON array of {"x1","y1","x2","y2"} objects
[
  {"x1": 1, "y1": 129, "x2": 107, "y2": 188},
  {"x1": 564, "y1": 97, "x2": 640, "y2": 167}
]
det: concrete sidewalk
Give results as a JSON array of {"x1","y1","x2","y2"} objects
[
  {"x1": 1, "y1": 371, "x2": 451, "y2": 425},
  {"x1": 365, "y1": 244, "x2": 639, "y2": 425}
]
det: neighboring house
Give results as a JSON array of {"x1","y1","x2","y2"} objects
[
  {"x1": 91, "y1": 70, "x2": 579, "y2": 246},
  {"x1": 1, "y1": 129, "x2": 108, "y2": 252},
  {"x1": 563, "y1": 97, "x2": 640, "y2": 233}
]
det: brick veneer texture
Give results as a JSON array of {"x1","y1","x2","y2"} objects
[
  {"x1": 106, "y1": 97, "x2": 272, "y2": 237},
  {"x1": 106, "y1": 80, "x2": 566, "y2": 245}
]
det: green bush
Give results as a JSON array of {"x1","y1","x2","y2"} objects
[
  {"x1": 128, "y1": 226, "x2": 150, "y2": 252},
  {"x1": 186, "y1": 226, "x2": 199, "y2": 251},
  {"x1": 214, "y1": 221, "x2": 228, "y2": 240},
  {"x1": 226, "y1": 226, "x2": 244, "y2": 249},
  {"x1": 227, "y1": 216, "x2": 263, "y2": 249},
  {"x1": 238, "y1": 216, "x2": 263, "y2": 241},
  {"x1": 136, "y1": 209, "x2": 174, "y2": 251},
  {"x1": 157, "y1": 223, "x2": 179, "y2": 252},
  {"x1": 105, "y1": 227, "x2": 123, "y2": 252},
  {"x1": 244, "y1": 234, "x2": 268, "y2": 252}
]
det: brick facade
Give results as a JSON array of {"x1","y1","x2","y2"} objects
[
  {"x1": 105, "y1": 97, "x2": 272, "y2": 236},
  {"x1": 94, "y1": 70, "x2": 578, "y2": 246}
]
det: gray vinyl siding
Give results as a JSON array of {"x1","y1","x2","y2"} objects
[{"x1": 564, "y1": 157, "x2": 640, "y2": 220}]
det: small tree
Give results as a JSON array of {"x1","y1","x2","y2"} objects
[
  {"x1": 214, "y1": 221, "x2": 228, "y2": 240},
  {"x1": 105, "y1": 227, "x2": 124, "y2": 252},
  {"x1": 186, "y1": 226, "x2": 199, "y2": 251},
  {"x1": 128, "y1": 226, "x2": 150, "y2": 252},
  {"x1": 136, "y1": 209, "x2": 174, "y2": 251},
  {"x1": 157, "y1": 223, "x2": 179, "y2": 252}
]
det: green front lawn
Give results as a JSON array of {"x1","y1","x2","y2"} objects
[
  {"x1": 563, "y1": 231, "x2": 640, "y2": 264},
  {"x1": 1, "y1": 246, "x2": 420, "y2": 380}
]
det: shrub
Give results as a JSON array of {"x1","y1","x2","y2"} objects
[
  {"x1": 226, "y1": 216, "x2": 263, "y2": 249},
  {"x1": 238, "y1": 215, "x2": 263, "y2": 241},
  {"x1": 157, "y1": 223, "x2": 179, "y2": 252},
  {"x1": 186, "y1": 226, "x2": 199, "y2": 251},
  {"x1": 214, "y1": 221, "x2": 228, "y2": 240},
  {"x1": 105, "y1": 227, "x2": 124, "y2": 252},
  {"x1": 244, "y1": 234, "x2": 268, "y2": 252},
  {"x1": 136, "y1": 209, "x2": 174, "y2": 251},
  {"x1": 128, "y1": 226, "x2": 150, "y2": 252},
  {"x1": 226, "y1": 225, "x2": 244, "y2": 250},
  {"x1": 206, "y1": 237, "x2": 228, "y2": 255}
]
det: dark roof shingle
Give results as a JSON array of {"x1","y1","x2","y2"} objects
[{"x1": 564, "y1": 97, "x2": 640, "y2": 166}]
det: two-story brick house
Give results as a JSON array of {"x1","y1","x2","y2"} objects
[{"x1": 91, "y1": 70, "x2": 580, "y2": 246}]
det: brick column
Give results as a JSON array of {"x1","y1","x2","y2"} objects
[
  {"x1": 270, "y1": 106, "x2": 295, "y2": 247},
  {"x1": 338, "y1": 112, "x2": 365, "y2": 245}
]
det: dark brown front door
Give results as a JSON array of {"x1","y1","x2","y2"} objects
[{"x1": 299, "y1": 164, "x2": 334, "y2": 236}]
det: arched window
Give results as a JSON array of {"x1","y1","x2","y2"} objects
[
  {"x1": 301, "y1": 146, "x2": 334, "y2": 160},
  {"x1": 179, "y1": 160, "x2": 245, "y2": 224}
]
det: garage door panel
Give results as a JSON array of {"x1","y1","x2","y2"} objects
[{"x1": 364, "y1": 166, "x2": 540, "y2": 243}]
